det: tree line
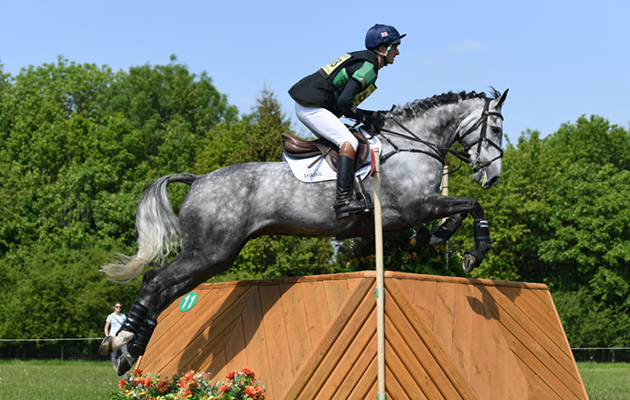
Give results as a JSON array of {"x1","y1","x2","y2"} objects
[{"x1": 0, "y1": 56, "x2": 628, "y2": 348}]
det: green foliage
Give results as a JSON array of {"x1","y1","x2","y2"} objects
[{"x1": 337, "y1": 222, "x2": 467, "y2": 277}]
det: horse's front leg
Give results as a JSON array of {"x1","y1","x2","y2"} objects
[{"x1": 408, "y1": 193, "x2": 490, "y2": 273}]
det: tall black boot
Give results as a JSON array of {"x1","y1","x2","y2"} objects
[{"x1": 334, "y1": 143, "x2": 373, "y2": 219}]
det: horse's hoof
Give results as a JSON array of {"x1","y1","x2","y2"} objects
[
  {"x1": 463, "y1": 253, "x2": 477, "y2": 273},
  {"x1": 98, "y1": 336, "x2": 113, "y2": 355},
  {"x1": 116, "y1": 354, "x2": 136, "y2": 376}
]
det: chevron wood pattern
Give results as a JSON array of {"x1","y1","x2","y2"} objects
[{"x1": 137, "y1": 271, "x2": 588, "y2": 400}]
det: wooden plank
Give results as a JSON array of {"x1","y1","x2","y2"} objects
[
  {"x1": 434, "y1": 282, "x2": 456, "y2": 358},
  {"x1": 511, "y1": 351, "x2": 564, "y2": 400},
  {"x1": 498, "y1": 286, "x2": 565, "y2": 351},
  {"x1": 385, "y1": 339, "x2": 426, "y2": 400},
  {"x1": 386, "y1": 279, "x2": 479, "y2": 400},
  {"x1": 413, "y1": 279, "x2": 437, "y2": 329},
  {"x1": 142, "y1": 287, "x2": 234, "y2": 368},
  {"x1": 280, "y1": 282, "x2": 312, "y2": 375},
  {"x1": 332, "y1": 337, "x2": 377, "y2": 400},
  {"x1": 324, "y1": 279, "x2": 350, "y2": 316},
  {"x1": 315, "y1": 308, "x2": 376, "y2": 400},
  {"x1": 508, "y1": 351, "x2": 529, "y2": 400},
  {"x1": 225, "y1": 316, "x2": 248, "y2": 373},
  {"x1": 241, "y1": 286, "x2": 275, "y2": 400},
  {"x1": 280, "y1": 278, "x2": 374, "y2": 400},
  {"x1": 452, "y1": 283, "x2": 474, "y2": 382},
  {"x1": 490, "y1": 313, "x2": 509, "y2": 400},
  {"x1": 470, "y1": 285, "x2": 493, "y2": 399},
  {"x1": 347, "y1": 356, "x2": 377, "y2": 400},
  {"x1": 300, "y1": 280, "x2": 332, "y2": 346},
  {"x1": 202, "y1": 348, "x2": 228, "y2": 383},
  {"x1": 480, "y1": 285, "x2": 583, "y2": 397},
  {"x1": 184, "y1": 318, "x2": 239, "y2": 373},
  {"x1": 299, "y1": 282, "x2": 376, "y2": 400},
  {"x1": 545, "y1": 290, "x2": 590, "y2": 400},
  {"x1": 152, "y1": 288, "x2": 252, "y2": 375},
  {"x1": 478, "y1": 286, "x2": 584, "y2": 399},
  {"x1": 259, "y1": 284, "x2": 293, "y2": 397},
  {"x1": 384, "y1": 314, "x2": 444, "y2": 400}
]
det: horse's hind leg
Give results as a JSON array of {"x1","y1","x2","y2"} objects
[{"x1": 114, "y1": 245, "x2": 241, "y2": 375}]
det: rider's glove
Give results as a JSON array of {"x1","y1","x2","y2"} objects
[{"x1": 363, "y1": 112, "x2": 385, "y2": 132}]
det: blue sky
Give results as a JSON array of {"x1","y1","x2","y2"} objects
[{"x1": 1, "y1": 0, "x2": 628, "y2": 144}]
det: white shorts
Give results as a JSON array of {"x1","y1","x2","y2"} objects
[{"x1": 295, "y1": 103, "x2": 359, "y2": 151}]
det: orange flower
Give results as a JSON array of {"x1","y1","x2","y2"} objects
[
  {"x1": 226, "y1": 371, "x2": 236, "y2": 381},
  {"x1": 219, "y1": 383, "x2": 230, "y2": 395},
  {"x1": 118, "y1": 379, "x2": 126, "y2": 389},
  {"x1": 245, "y1": 386, "x2": 257, "y2": 397},
  {"x1": 131, "y1": 368, "x2": 143, "y2": 375},
  {"x1": 157, "y1": 379, "x2": 169, "y2": 393},
  {"x1": 241, "y1": 367, "x2": 255, "y2": 379}
]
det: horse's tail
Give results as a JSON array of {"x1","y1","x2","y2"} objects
[{"x1": 100, "y1": 173, "x2": 198, "y2": 283}]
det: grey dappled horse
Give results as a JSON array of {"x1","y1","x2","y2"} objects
[{"x1": 99, "y1": 89, "x2": 508, "y2": 375}]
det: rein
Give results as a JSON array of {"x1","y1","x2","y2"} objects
[{"x1": 375, "y1": 98, "x2": 503, "y2": 173}]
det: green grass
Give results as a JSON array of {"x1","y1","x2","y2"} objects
[
  {"x1": 0, "y1": 360, "x2": 120, "y2": 400},
  {"x1": 0, "y1": 359, "x2": 628, "y2": 399},
  {"x1": 578, "y1": 362, "x2": 630, "y2": 400}
]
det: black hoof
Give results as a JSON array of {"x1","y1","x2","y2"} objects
[
  {"x1": 98, "y1": 336, "x2": 113, "y2": 356},
  {"x1": 116, "y1": 354, "x2": 136, "y2": 376}
]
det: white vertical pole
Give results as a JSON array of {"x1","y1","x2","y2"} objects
[
  {"x1": 442, "y1": 166, "x2": 449, "y2": 268},
  {"x1": 372, "y1": 150, "x2": 385, "y2": 399}
]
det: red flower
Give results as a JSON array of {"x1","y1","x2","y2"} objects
[
  {"x1": 241, "y1": 367, "x2": 255, "y2": 379},
  {"x1": 131, "y1": 368, "x2": 143, "y2": 375},
  {"x1": 226, "y1": 371, "x2": 236, "y2": 381},
  {"x1": 118, "y1": 379, "x2": 126, "y2": 389}
]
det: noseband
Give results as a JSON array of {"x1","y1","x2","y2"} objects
[{"x1": 376, "y1": 98, "x2": 503, "y2": 173}]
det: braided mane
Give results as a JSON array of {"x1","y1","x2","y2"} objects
[{"x1": 390, "y1": 88, "x2": 501, "y2": 119}]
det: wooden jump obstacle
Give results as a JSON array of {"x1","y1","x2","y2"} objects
[{"x1": 137, "y1": 271, "x2": 588, "y2": 399}]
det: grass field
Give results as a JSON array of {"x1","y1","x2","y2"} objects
[{"x1": 0, "y1": 359, "x2": 628, "y2": 399}]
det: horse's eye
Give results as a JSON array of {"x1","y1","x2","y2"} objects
[{"x1": 492, "y1": 126, "x2": 502, "y2": 134}]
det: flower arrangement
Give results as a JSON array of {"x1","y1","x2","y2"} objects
[{"x1": 110, "y1": 367, "x2": 265, "y2": 400}]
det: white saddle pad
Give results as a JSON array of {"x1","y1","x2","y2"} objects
[{"x1": 283, "y1": 130, "x2": 381, "y2": 183}]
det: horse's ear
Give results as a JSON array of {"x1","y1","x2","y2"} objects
[{"x1": 493, "y1": 88, "x2": 509, "y2": 109}]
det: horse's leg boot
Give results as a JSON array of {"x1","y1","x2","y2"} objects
[
  {"x1": 334, "y1": 142, "x2": 373, "y2": 219},
  {"x1": 106, "y1": 302, "x2": 148, "y2": 353},
  {"x1": 129, "y1": 319, "x2": 157, "y2": 358}
]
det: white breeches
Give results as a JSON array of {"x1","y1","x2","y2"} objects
[{"x1": 295, "y1": 103, "x2": 358, "y2": 151}]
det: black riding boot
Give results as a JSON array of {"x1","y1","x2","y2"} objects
[{"x1": 334, "y1": 143, "x2": 373, "y2": 219}]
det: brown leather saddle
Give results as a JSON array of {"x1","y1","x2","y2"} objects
[{"x1": 281, "y1": 130, "x2": 371, "y2": 173}]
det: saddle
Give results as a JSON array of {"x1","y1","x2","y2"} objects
[{"x1": 281, "y1": 129, "x2": 371, "y2": 173}]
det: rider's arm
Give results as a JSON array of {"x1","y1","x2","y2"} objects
[{"x1": 336, "y1": 61, "x2": 377, "y2": 122}]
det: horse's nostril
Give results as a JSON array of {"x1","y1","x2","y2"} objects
[{"x1": 488, "y1": 176, "x2": 500, "y2": 187}]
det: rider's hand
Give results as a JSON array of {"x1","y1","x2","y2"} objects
[{"x1": 363, "y1": 112, "x2": 385, "y2": 132}]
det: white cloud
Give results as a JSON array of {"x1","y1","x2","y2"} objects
[{"x1": 449, "y1": 39, "x2": 484, "y2": 51}]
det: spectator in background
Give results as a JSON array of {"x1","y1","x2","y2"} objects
[{"x1": 104, "y1": 302, "x2": 130, "y2": 371}]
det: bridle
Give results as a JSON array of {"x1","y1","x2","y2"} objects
[{"x1": 374, "y1": 98, "x2": 504, "y2": 173}]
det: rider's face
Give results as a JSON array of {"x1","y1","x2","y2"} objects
[{"x1": 386, "y1": 44, "x2": 400, "y2": 65}]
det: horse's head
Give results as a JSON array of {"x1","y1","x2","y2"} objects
[{"x1": 457, "y1": 89, "x2": 509, "y2": 189}]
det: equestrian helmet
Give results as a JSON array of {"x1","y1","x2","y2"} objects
[{"x1": 365, "y1": 24, "x2": 406, "y2": 49}]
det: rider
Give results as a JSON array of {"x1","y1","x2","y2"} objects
[{"x1": 289, "y1": 24, "x2": 405, "y2": 219}]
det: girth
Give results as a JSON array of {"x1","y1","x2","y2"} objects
[{"x1": 281, "y1": 130, "x2": 371, "y2": 172}]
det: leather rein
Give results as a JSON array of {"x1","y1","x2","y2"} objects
[{"x1": 373, "y1": 98, "x2": 504, "y2": 174}]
